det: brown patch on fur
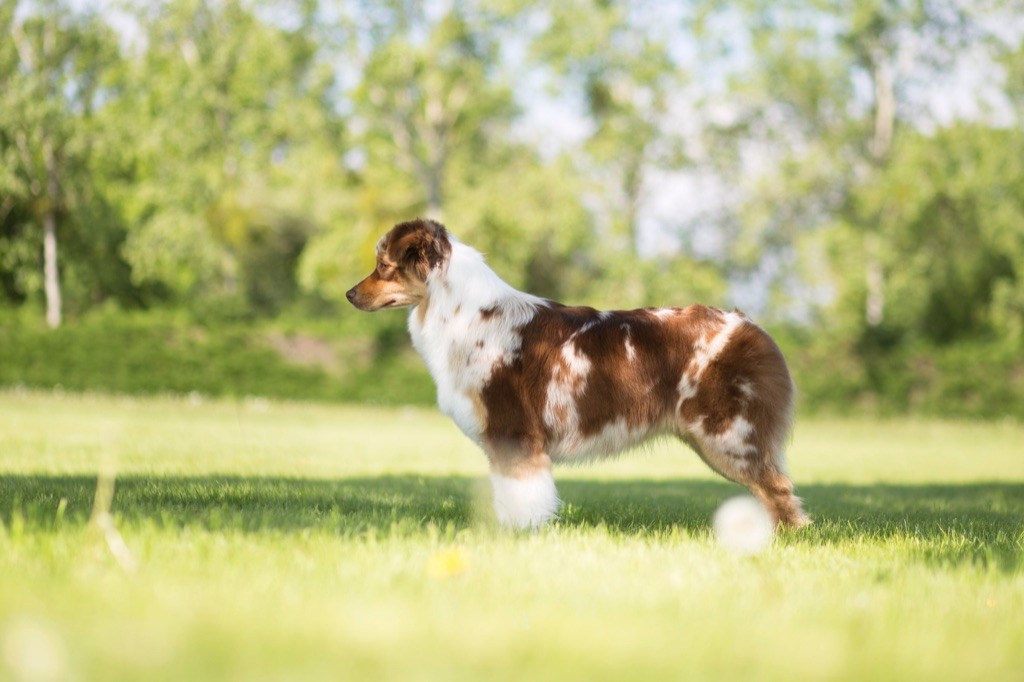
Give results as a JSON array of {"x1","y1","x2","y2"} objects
[
  {"x1": 574, "y1": 310, "x2": 685, "y2": 435},
  {"x1": 415, "y1": 294, "x2": 430, "y2": 325},
  {"x1": 487, "y1": 447, "x2": 553, "y2": 479},
  {"x1": 480, "y1": 306, "x2": 499, "y2": 319},
  {"x1": 382, "y1": 219, "x2": 452, "y2": 279},
  {"x1": 749, "y1": 466, "x2": 807, "y2": 528}
]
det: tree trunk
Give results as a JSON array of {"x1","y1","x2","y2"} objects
[
  {"x1": 43, "y1": 212, "x2": 62, "y2": 329},
  {"x1": 865, "y1": 234, "x2": 884, "y2": 327},
  {"x1": 869, "y1": 48, "x2": 895, "y2": 162},
  {"x1": 865, "y1": 47, "x2": 895, "y2": 327},
  {"x1": 43, "y1": 140, "x2": 62, "y2": 329},
  {"x1": 425, "y1": 165, "x2": 444, "y2": 222},
  {"x1": 623, "y1": 155, "x2": 644, "y2": 257}
]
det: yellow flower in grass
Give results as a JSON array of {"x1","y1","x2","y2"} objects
[{"x1": 426, "y1": 546, "x2": 471, "y2": 579}]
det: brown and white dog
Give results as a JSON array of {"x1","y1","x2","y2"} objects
[{"x1": 347, "y1": 219, "x2": 808, "y2": 531}]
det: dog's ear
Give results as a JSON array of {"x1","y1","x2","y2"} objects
[{"x1": 398, "y1": 220, "x2": 450, "y2": 280}]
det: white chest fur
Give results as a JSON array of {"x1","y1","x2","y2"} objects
[
  {"x1": 407, "y1": 241, "x2": 544, "y2": 445},
  {"x1": 408, "y1": 304, "x2": 490, "y2": 442}
]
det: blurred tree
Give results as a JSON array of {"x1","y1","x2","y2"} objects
[
  {"x1": 353, "y1": 6, "x2": 511, "y2": 220},
  {"x1": 1006, "y1": 37, "x2": 1024, "y2": 110},
  {"x1": 299, "y1": 2, "x2": 509, "y2": 302},
  {"x1": 693, "y1": 0, "x2": 1014, "y2": 331},
  {"x1": 105, "y1": 0, "x2": 345, "y2": 314},
  {"x1": 301, "y1": 1, "x2": 596, "y2": 304},
  {"x1": 527, "y1": 0, "x2": 686, "y2": 257},
  {"x1": 0, "y1": 0, "x2": 120, "y2": 326},
  {"x1": 833, "y1": 125, "x2": 1024, "y2": 345},
  {"x1": 0, "y1": 0, "x2": 1020, "y2": 350},
  {"x1": 500, "y1": 0, "x2": 725, "y2": 308}
]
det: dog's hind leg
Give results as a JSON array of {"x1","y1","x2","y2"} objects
[
  {"x1": 683, "y1": 432, "x2": 808, "y2": 529},
  {"x1": 747, "y1": 464, "x2": 808, "y2": 529},
  {"x1": 674, "y1": 317, "x2": 808, "y2": 528},
  {"x1": 485, "y1": 444, "x2": 560, "y2": 530}
]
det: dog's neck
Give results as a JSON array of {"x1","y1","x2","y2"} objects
[{"x1": 415, "y1": 239, "x2": 545, "y2": 333}]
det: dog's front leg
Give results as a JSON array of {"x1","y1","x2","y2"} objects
[{"x1": 485, "y1": 446, "x2": 560, "y2": 530}]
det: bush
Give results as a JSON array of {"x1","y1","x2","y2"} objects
[
  {"x1": 0, "y1": 308, "x2": 435, "y2": 406},
  {"x1": 778, "y1": 327, "x2": 1024, "y2": 420}
]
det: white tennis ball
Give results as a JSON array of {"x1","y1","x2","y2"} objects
[{"x1": 713, "y1": 495, "x2": 774, "y2": 555}]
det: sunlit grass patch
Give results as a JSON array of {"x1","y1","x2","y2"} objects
[{"x1": 1, "y1": 391, "x2": 1022, "y2": 681}]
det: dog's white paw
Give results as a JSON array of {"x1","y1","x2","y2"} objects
[{"x1": 490, "y1": 470, "x2": 560, "y2": 530}]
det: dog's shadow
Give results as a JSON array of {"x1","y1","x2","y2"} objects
[{"x1": 3, "y1": 473, "x2": 1021, "y2": 568}]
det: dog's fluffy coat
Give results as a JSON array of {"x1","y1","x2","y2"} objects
[{"x1": 347, "y1": 219, "x2": 808, "y2": 530}]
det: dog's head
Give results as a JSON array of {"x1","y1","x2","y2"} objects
[{"x1": 346, "y1": 219, "x2": 452, "y2": 311}]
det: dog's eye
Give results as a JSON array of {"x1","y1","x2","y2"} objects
[{"x1": 377, "y1": 262, "x2": 393, "y2": 278}]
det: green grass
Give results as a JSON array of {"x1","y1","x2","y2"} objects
[{"x1": 1, "y1": 391, "x2": 1022, "y2": 681}]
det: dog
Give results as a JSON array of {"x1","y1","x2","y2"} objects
[{"x1": 347, "y1": 219, "x2": 808, "y2": 531}]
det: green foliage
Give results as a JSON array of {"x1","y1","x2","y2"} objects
[
  {"x1": 878, "y1": 126, "x2": 1024, "y2": 343},
  {"x1": 103, "y1": 0, "x2": 346, "y2": 309},
  {"x1": 782, "y1": 330, "x2": 1024, "y2": 419},
  {"x1": 448, "y1": 153, "x2": 595, "y2": 299},
  {"x1": 803, "y1": 124, "x2": 1024, "y2": 355},
  {"x1": 0, "y1": 0, "x2": 132, "y2": 312},
  {"x1": 0, "y1": 308, "x2": 435, "y2": 406},
  {"x1": 527, "y1": 0, "x2": 686, "y2": 253}
]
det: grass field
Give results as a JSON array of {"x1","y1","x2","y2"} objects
[{"x1": 1, "y1": 391, "x2": 1022, "y2": 681}]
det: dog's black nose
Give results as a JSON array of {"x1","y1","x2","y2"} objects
[{"x1": 345, "y1": 288, "x2": 356, "y2": 303}]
